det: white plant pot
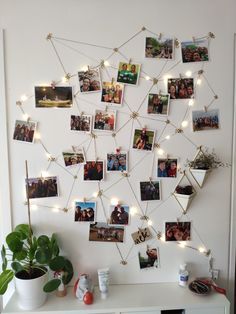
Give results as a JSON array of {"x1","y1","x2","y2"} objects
[
  {"x1": 190, "y1": 168, "x2": 211, "y2": 188},
  {"x1": 173, "y1": 191, "x2": 196, "y2": 212},
  {"x1": 15, "y1": 271, "x2": 48, "y2": 310}
]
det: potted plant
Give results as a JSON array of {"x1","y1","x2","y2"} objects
[
  {"x1": 0, "y1": 161, "x2": 74, "y2": 310},
  {"x1": 173, "y1": 184, "x2": 196, "y2": 212},
  {"x1": 186, "y1": 148, "x2": 228, "y2": 188}
]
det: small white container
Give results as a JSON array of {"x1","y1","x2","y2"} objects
[{"x1": 178, "y1": 263, "x2": 189, "y2": 287}]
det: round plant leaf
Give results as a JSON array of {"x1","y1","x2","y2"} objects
[
  {"x1": 52, "y1": 243, "x2": 59, "y2": 257},
  {"x1": 11, "y1": 261, "x2": 24, "y2": 273},
  {"x1": 37, "y1": 235, "x2": 50, "y2": 248},
  {"x1": 6, "y1": 232, "x2": 23, "y2": 253},
  {"x1": 35, "y1": 248, "x2": 52, "y2": 264},
  {"x1": 14, "y1": 224, "x2": 30, "y2": 240},
  {"x1": 43, "y1": 278, "x2": 61, "y2": 292},
  {"x1": 0, "y1": 269, "x2": 14, "y2": 295},
  {"x1": 49, "y1": 256, "x2": 66, "y2": 271},
  {"x1": 14, "y1": 249, "x2": 27, "y2": 261},
  {"x1": 62, "y1": 259, "x2": 74, "y2": 284}
]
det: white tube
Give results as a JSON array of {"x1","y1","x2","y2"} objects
[{"x1": 97, "y1": 268, "x2": 109, "y2": 299}]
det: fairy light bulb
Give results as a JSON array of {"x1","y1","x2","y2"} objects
[
  {"x1": 199, "y1": 247, "x2": 205, "y2": 253},
  {"x1": 188, "y1": 99, "x2": 194, "y2": 106},
  {"x1": 181, "y1": 120, "x2": 188, "y2": 128},
  {"x1": 197, "y1": 78, "x2": 202, "y2": 85},
  {"x1": 145, "y1": 76, "x2": 150, "y2": 81},
  {"x1": 160, "y1": 235, "x2": 165, "y2": 242},
  {"x1": 104, "y1": 60, "x2": 110, "y2": 67},
  {"x1": 93, "y1": 191, "x2": 98, "y2": 198},
  {"x1": 185, "y1": 71, "x2": 192, "y2": 77},
  {"x1": 34, "y1": 133, "x2": 41, "y2": 140},
  {"x1": 82, "y1": 65, "x2": 88, "y2": 72},
  {"x1": 41, "y1": 171, "x2": 49, "y2": 178},
  {"x1": 147, "y1": 220, "x2": 153, "y2": 226},
  {"x1": 52, "y1": 206, "x2": 60, "y2": 213},
  {"x1": 62, "y1": 76, "x2": 67, "y2": 83},
  {"x1": 165, "y1": 135, "x2": 170, "y2": 140},
  {"x1": 31, "y1": 204, "x2": 38, "y2": 211},
  {"x1": 179, "y1": 242, "x2": 186, "y2": 248},
  {"x1": 21, "y1": 94, "x2": 28, "y2": 102},
  {"x1": 157, "y1": 148, "x2": 165, "y2": 156},
  {"x1": 23, "y1": 113, "x2": 29, "y2": 121},
  {"x1": 130, "y1": 207, "x2": 138, "y2": 216},
  {"x1": 46, "y1": 152, "x2": 51, "y2": 159},
  {"x1": 111, "y1": 198, "x2": 119, "y2": 206}
]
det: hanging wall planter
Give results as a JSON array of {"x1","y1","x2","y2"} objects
[{"x1": 189, "y1": 168, "x2": 211, "y2": 188}]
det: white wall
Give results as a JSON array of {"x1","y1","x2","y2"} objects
[{"x1": 0, "y1": 0, "x2": 235, "y2": 304}]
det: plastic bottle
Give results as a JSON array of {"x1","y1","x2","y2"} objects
[{"x1": 178, "y1": 263, "x2": 189, "y2": 287}]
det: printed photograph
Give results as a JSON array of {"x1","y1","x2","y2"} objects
[
  {"x1": 62, "y1": 149, "x2": 85, "y2": 167},
  {"x1": 84, "y1": 160, "x2": 104, "y2": 181},
  {"x1": 74, "y1": 201, "x2": 96, "y2": 222},
  {"x1": 101, "y1": 81, "x2": 124, "y2": 105},
  {"x1": 157, "y1": 158, "x2": 178, "y2": 178},
  {"x1": 147, "y1": 93, "x2": 170, "y2": 115},
  {"x1": 192, "y1": 109, "x2": 219, "y2": 132},
  {"x1": 168, "y1": 78, "x2": 194, "y2": 100},
  {"x1": 70, "y1": 115, "x2": 92, "y2": 132},
  {"x1": 109, "y1": 205, "x2": 129, "y2": 225},
  {"x1": 145, "y1": 37, "x2": 173, "y2": 59},
  {"x1": 138, "y1": 246, "x2": 159, "y2": 269},
  {"x1": 132, "y1": 129, "x2": 155, "y2": 152},
  {"x1": 181, "y1": 39, "x2": 209, "y2": 63},
  {"x1": 26, "y1": 176, "x2": 58, "y2": 199},
  {"x1": 78, "y1": 68, "x2": 101, "y2": 93},
  {"x1": 140, "y1": 181, "x2": 161, "y2": 201},
  {"x1": 13, "y1": 120, "x2": 37, "y2": 144},
  {"x1": 132, "y1": 227, "x2": 152, "y2": 245},
  {"x1": 94, "y1": 109, "x2": 116, "y2": 132},
  {"x1": 107, "y1": 152, "x2": 128, "y2": 172},
  {"x1": 35, "y1": 86, "x2": 73, "y2": 108},
  {"x1": 165, "y1": 222, "x2": 191, "y2": 241},
  {"x1": 89, "y1": 222, "x2": 124, "y2": 243},
  {"x1": 117, "y1": 62, "x2": 141, "y2": 86}
]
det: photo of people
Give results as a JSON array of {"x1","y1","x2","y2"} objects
[
  {"x1": 26, "y1": 176, "x2": 59, "y2": 199},
  {"x1": 89, "y1": 222, "x2": 124, "y2": 243},
  {"x1": 147, "y1": 93, "x2": 170, "y2": 115},
  {"x1": 131, "y1": 227, "x2": 152, "y2": 245},
  {"x1": 109, "y1": 205, "x2": 129, "y2": 225},
  {"x1": 78, "y1": 68, "x2": 101, "y2": 93},
  {"x1": 157, "y1": 158, "x2": 178, "y2": 178},
  {"x1": 140, "y1": 181, "x2": 161, "y2": 201},
  {"x1": 94, "y1": 109, "x2": 116, "y2": 132},
  {"x1": 117, "y1": 62, "x2": 141, "y2": 85},
  {"x1": 132, "y1": 129, "x2": 155, "y2": 152},
  {"x1": 165, "y1": 222, "x2": 191, "y2": 241},
  {"x1": 192, "y1": 109, "x2": 219, "y2": 132},
  {"x1": 138, "y1": 246, "x2": 159, "y2": 269},
  {"x1": 101, "y1": 81, "x2": 124, "y2": 105},
  {"x1": 145, "y1": 37, "x2": 173, "y2": 59},
  {"x1": 62, "y1": 149, "x2": 85, "y2": 167},
  {"x1": 35, "y1": 86, "x2": 73, "y2": 108},
  {"x1": 84, "y1": 160, "x2": 104, "y2": 181},
  {"x1": 74, "y1": 201, "x2": 96, "y2": 222},
  {"x1": 13, "y1": 120, "x2": 37, "y2": 144},
  {"x1": 181, "y1": 39, "x2": 209, "y2": 63},
  {"x1": 70, "y1": 115, "x2": 92, "y2": 132},
  {"x1": 107, "y1": 152, "x2": 128, "y2": 172},
  {"x1": 168, "y1": 78, "x2": 194, "y2": 99}
]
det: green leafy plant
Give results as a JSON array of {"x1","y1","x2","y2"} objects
[
  {"x1": 0, "y1": 223, "x2": 73, "y2": 295},
  {"x1": 186, "y1": 149, "x2": 229, "y2": 170},
  {"x1": 175, "y1": 185, "x2": 193, "y2": 195}
]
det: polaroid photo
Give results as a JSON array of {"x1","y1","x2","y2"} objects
[
  {"x1": 147, "y1": 93, "x2": 170, "y2": 115},
  {"x1": 181, "y1": 38, "x2": 209, "y2": 63},
  {"x1": 117, "y1": 62, "x2": 141, "y2": 86},
  {"x1": 140, "y1": 181, "x2": 161, "y2": 201},
  {"x1": 138, "y1": 245, "x2": 160, "y2": 270},
  {"x1": 83, "y1": 160, "x2": 104, "y2": 181},
  {"x1": 26, "y1": 176, "x2": 59, "y2": 199},
  {"x1": 74, "y1": 201, "x2": 96, "y2": 222},
  {"x1": 157, "y1": 158, "x2": 178, "y2": 178},
  {"x1": 165, "y1": 221, "x2": 191, "y2": 241},
  {"x1": 132, "y1": 128, "x2": 155, "y2": 152},
  {"x1": 13, "y1": 120, "x2": 37, "y2": 144},
  {"x1": 145, "y1": 37, "x2": 174, "y2": 59},
  {"x1": 192, "y1": 109, "x2": 219, "y2": 132},
  {"x1": 35, "y1": 86, "x2": 73, "y2": 108},
  {"x1": 101, "y1": 81, "x2": 124, "y2": 106},
  {"x1": 78, "y1": 68, "x2": 101, "y2": 93},
  {"x1": 62, "y1": 148, "x2": 85, "y2": 167},
  {"x1": 70, "y1": 115, "x2": 92, "y2": 133},
  {"x1": 131, "y1": 227, "x2": 152, "y2": 245},
  {"x1": 109, "y1": 205, "x2": 130, "y2": 225},
  {"x1": 168, "y1": 78, "x2": 194, "y2": 100},
  {"x1": 106, "y1": 152, "x2": 128, "y2": 172},
  {"x1": 89, "y1": 222, "x2": 124, "y2": 243},
  {"x1": 93, "y1": 109, "x2": 116, "y2": 132}
]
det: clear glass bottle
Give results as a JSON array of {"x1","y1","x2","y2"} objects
[{"x1": 178, "y1": 263, "x2": 189, "y2": 287}]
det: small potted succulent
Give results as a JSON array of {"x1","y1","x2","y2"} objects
[
  {"x1": 186, "y1": 148, "x2": 228, "y2": 188},
  {"x1": 173, "y1": 184, "x2": 196, "y2": 212}
]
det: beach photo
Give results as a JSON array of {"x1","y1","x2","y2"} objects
[{"x1": 35, "y1": 86, "x2": 73, "y2": 108}]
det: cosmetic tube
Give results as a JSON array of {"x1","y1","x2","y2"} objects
[{"x1": 97, "y1": 268, "x2": 109, "y2": 299}]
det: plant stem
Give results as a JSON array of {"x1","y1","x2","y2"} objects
[{"x1": 25, "y1": 160, "x2": 33, "y2": 245}]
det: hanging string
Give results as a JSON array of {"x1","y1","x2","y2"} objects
[{"x1": 49, "y1": 39, "x2": 67, "y2": 75}]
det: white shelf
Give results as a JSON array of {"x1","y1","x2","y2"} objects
[{"x1": 2, "y1": 283, "x2": 230, "y2": 314}]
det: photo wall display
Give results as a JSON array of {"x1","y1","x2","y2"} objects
[{"x1": 17, "y1": 28, "x2": 220, "y2": 271}]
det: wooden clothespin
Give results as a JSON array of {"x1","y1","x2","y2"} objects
[
  {"x1": 111, "y1": 77, "x2": 115, "y2": 85},
  {"x1": 158, "y1": 33, "x2": 162, "y2": 40},
  {"x1": 83, "y1": 197, "x2": 87, "y2": 203},
  {"x1": 192, "y1": 36, "x2": 196, "y2": 43},
  {"x1": 129, "y1": 58, "x2": 132, "y2": 65},
  {"x1": 179, "y1": 73, "x2": 183, "y2": 79},
  {"x1": 204, "y1": 106, "x2": 208, "y2": 113}
]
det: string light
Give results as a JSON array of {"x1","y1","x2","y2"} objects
[
  {"x1": 181, "y1": 120, "x2": 188, "y2": 128},
  {"x1": 160, "y1": 235, "x2": 165, "y2": 242},
  {"x1": 165, "y1": 135, "x2": 170, "y2": 140},
  {"x1": 111, "y1": 198, "x2": 119, "y2": 206},
  {"x1": 21, "y1": 94, "x2": 28, "y2": 102},
  {"x1": 145, "y1": 76, "x2": 151, "y2": 81},
  {"x1": 31, "y1": 204, "x2": 38, "y2": 211},
  {"x1": 93, "y1": 191, "x2": 99, "y2": 198},
  {"x1": 157, "y1": 148, "x2": 165, "y2": 156},
  {"x1": 197, "y1": 78, "x2": 202, "y2": 85},
  {"x1": 185, "y1": 71, "x2": 192, "y2": 77},
  {"x1": 147, "y1": 219, "x2": 153, "y2": 226},
  {"x1": 130, "y1": 207, "x2": 138, "y2": 216},
  {"x1": 52, "y1": 206, "x2": 60, "y2": 213},
  {"x1": 41, "y1": 171, "x2": 49, "y2": 178},
  {"x1": 46, "y1": 152, "x2": 51, "y2": 159},
  {"x1": 62, "y1": 76, "x2": 68, "y2": 83},
  {"x1": 82, "y1": 65, "x2": 88, "y2": 72},
  {"x1": 188, "y1": 99, "x2": 194, "y2": 106},
  {"x1": 179, "y1": 242, "x2": 186, "y2": 248},
  {"x1": 34, "y1": 133, "x2": 41, "y2": 140},
  {"x1": 104, "y1": 60, "x2": 110, "y2": 67},
  {"x1": 199, "y1": 247, "x2": 206, "y2": 253},
  {"x1": 23, "y1": 113, "x2": 29, "y2": 121}
]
